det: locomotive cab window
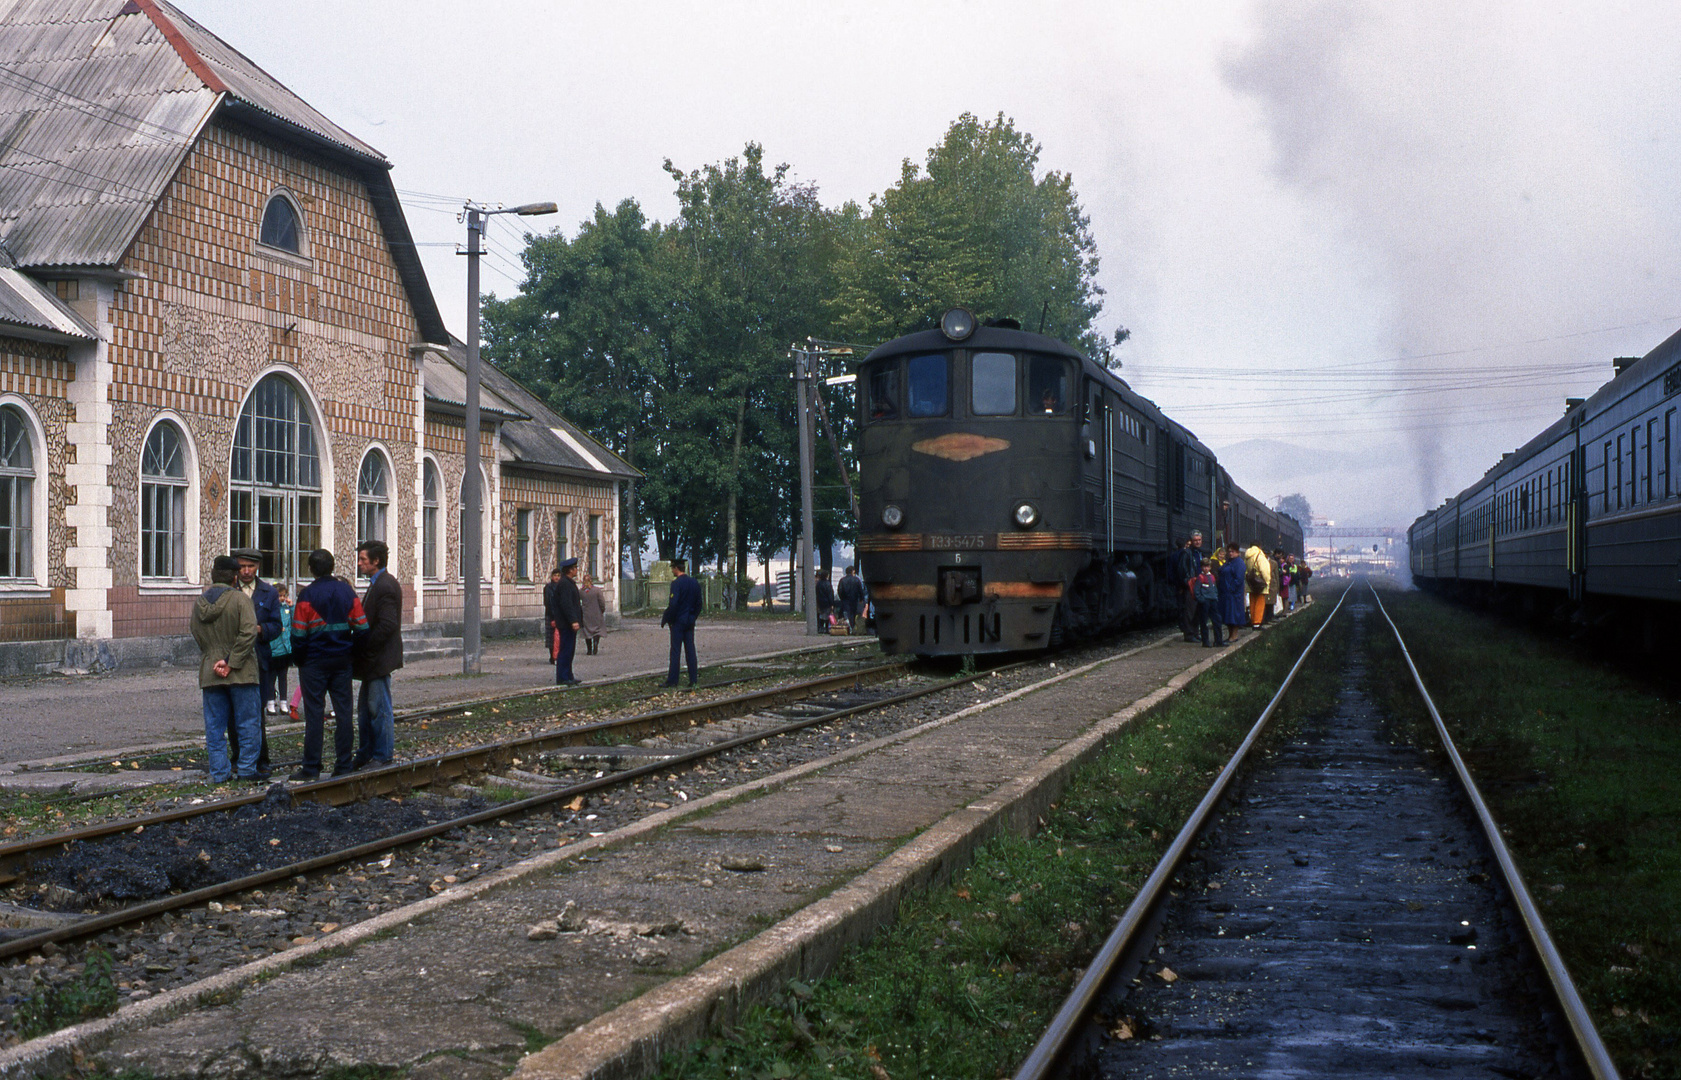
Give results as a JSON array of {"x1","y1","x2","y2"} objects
[
  {"x1": 970, "y1": 352, "x2": 1017, "y2": 415},
  {"x1": 1028, "y1": 356, "x2": 1070, "y2": 414},
  {"x1": 865, "y1": 362, "x2": 899, "y2": 422},
  {"x1": 906, "y1": 353, "x2": 949, "y2": 418}
]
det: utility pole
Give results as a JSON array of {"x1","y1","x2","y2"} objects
[
  {"x1": 793, "y1": 345, "x2": 819, "y2": 636},
  {"x1": 463, "y1": 207, "x2": 485, "y2": 674},
  {"x1": 460, "y1": 200, "x2": 557, "y2": 674}
]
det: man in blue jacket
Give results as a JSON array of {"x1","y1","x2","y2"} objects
[
  {"x1": 289, "y1": 548, "x2": 368, "y2": 781},
  {"x1": 232, "y1": 547, "x2": 282, "y2": 771},
  {"x1": 660, "y1": 558, "x2": 702, "y2": 688}
]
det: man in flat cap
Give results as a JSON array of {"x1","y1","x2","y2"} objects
[
  {"x1": 231, "y1": 546, "x2": 281, "y2": 773},
  {"x1": 548, "y1": 558, "x2": 583, "y2": 685}
]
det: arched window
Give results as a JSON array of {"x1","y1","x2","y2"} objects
[
  {"x1": 140, "y1": 422, "x2": 188, "y2": 580},
  {"x1": 259, "y1": 194, "x2": 301, "y2": 253},
  {"x1": 0, "y1": 405, "x2": 34, "y2": 581},
  {"x1": 357, "y1": 449, "x2": 390, "y2": 547},
  {"x1": 422, "y1": 459, "x2": 440, "y2": 581},
  {"x1": 230, "y1": 374, "x2": 322, "y2": 584}
]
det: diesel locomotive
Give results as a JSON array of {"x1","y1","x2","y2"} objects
[
  {"x1": 854, "y1": 309, "x2": 1302, "y2": 656},
  {"x1": 1409, "y1": 325, "x2": 1681, "y2": 632}
]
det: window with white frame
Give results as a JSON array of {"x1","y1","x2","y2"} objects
[
  {"x1": 422, "y1": 459, "x2": 440, "y2": 580},
  {"x1": 555, "y1": 510, "x2": 570, "y2": 568},
  {"x1": 0, "y1": 405, "x2": 34, "y2": 581},
  {"x1": 459, "y1": 470, "x2": 489, "y2": 581},
  {"x1": 140, "y1": 421, "x2": 188, "y2": 580},
  {"x1": 588, "y1": 513, "x2": 602, "y2": 579},
  {"x1": 259, "y1": 193, "x2": 302, "y2": 254},
  {"x1": 357, "y1": 449, "x2": 389, "y2": 547}
]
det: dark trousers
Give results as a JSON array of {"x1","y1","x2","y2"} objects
[
  {"x1": 666, "y1": 624, "x2": 697, "y2": 686},
  {"x1": 555, "y1": 625, "x2": 578, "y2": 683},
  {"x1": 263, "y1": 655, "x2": 291, "y2": 704},
  {"x1": 839, "y1": 601, "x2": 860, "y2": 632},
  {"x1": 299, "y1": 656, "x2": 355, "y2": 774},
  {"x1": 1196, "y1": 601, "x2": 1224, "y2": 646},
  {"x1": 1179, "y1": 588, "x2": 1198, "y2": 635}
]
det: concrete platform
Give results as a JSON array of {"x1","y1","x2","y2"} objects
[
  {"x1": 0, "y1": 632, "x2": 1272, "y2": 1080},
  {"x1": 0, "y1": 617, "x2": 850, "y2": 768}
]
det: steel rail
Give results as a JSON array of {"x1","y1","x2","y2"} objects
[
  {"x1": 0, "y1": 652, "x2": 1044, "y2": 960},
  {"x1": 1012, "y1": 588, "x2": 1351, "y2": 1080},
  {"x1": 1368, "y1": 584, "x2": 1620, "y2": 1080},
  {"x1": 0, "y1": 662, "x2": 910, "y2": 885}
]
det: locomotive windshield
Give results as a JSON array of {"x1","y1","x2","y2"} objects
[
  {"x1": 971, "y1": 352, "x2": 1017, "y2": 415},
  {"x1": 866, "y1": 362, "x2": 899, "y2": 421},
  {"x1": 906, "y1": 354, "x2": 949, "y2": 417},
  {"x1": 1028, "y1": 356, "x2": 1071, "y2": 414}
]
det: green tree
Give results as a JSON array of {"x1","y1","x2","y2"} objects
[{"x1": 832, "y1": 112, "x2": 1117, "y2": 363}]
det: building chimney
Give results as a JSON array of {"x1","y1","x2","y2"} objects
[
  {"x1": 1613, "y1": 356, "x2": 1640, "y2": 376},
  {"x1": 1565, "y1": 397, "x2": 1585, "y2": 415}
]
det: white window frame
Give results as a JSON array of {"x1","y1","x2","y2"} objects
[
  {"x1": 357, "y1": 445, "x2": 392, "y2": 549},
  {"x1": 422, "y1": 455, "x2": 441, "y2": 582},
  {"x1": 257, "y1": 188, "x2": 311, "y2": 260},
  {"x1": 0, "y1": 397, "x2": 47, "y2": 589},
  {"x1": 138, "y1": 415, "x2": 198, "y2": 583}
]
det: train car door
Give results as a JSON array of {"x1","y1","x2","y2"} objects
[{"x1": 1568, "y1": 438, "x2": 1587, "y2": 600}]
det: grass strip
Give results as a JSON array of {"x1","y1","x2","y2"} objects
[
  {"x1": 650, "y1": 598, "x2": 1349, "y2": 1080},
  {"x1": 1367, "y1": 586, "x2": 1681, "y2": 1078}
]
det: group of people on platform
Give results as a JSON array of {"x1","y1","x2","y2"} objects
[
  {"x1": 545, "y1": 556, "x2": 700, "y2": 688},
  {"x1": 813, "y1": 565, "x2": 870, "y2": 635},
  {"x1": 190, "y1": 542, "x2": 404, "y2": 785},
  {"x1": 1173, "y1": 532, "x2": 1312, "y2": 649}
]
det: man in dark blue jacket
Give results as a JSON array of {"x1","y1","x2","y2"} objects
[
  {"x1": 232, "y1": 547, "x2": 282, "y2": 770},
  {"x1": 289, "y1": 548, "x2": 368, "y2": 781},
  {"x1": 660, "y1": 558, "x2": 702, "y2": 688}
]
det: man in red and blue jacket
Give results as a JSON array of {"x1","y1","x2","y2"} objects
[{"x1": 289, "y1": 548, "x2": 368, "y2": 781}]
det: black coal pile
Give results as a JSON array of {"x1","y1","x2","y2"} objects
[{"x1": 23, "y1": 786, "x2": 445, "y2": 911}]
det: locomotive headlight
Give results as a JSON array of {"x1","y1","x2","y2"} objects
[
  {"x1": 1012, "y1": 502, "x2": 1039, "y2": 529},
  {"x1": 939, "y1": 307, "x2": 977, "y2": 341},
  {"x1": 882, "y1": 504, "x2": 905, "y2": 529}
]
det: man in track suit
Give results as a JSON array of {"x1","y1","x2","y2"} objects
[
  {"x1": 289, "y1": 548, "x2": 367, "y2": 781},
  {"x1": 551, "y1": 557, "x2": 583, "y2": 685},
  {"x1": 352, "y1": 540, "x2": 404, "y2": 770},
  {"x1": 660, "y1": 558, "x2": 703, "y2": 688},
  {"x1": 231, "y1": 546, "x2": 281, "y2": 770}
]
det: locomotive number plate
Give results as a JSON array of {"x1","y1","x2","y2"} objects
[{"x1": 925, "y1": 534, "x2": 992, "y2": 550}]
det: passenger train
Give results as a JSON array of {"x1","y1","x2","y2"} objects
[
  {"x1": 853, "y1": 309, "x2": 1303, "y2": 656},
  {"x1": 1410, "y1": 326, "x2": 1681, "y2": 631}
]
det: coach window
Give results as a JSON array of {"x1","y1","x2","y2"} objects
[
  {"x1": 1665, "y1": 409, "x2": 1675, "y2": 498},
  {"x1": 140, "y1": 421, "x2": 189, "y2": 580},
  {"x1": 865, "y1": 362, "x2": 899, "y2": 421},
  {"x1": 0, "y1": 404, "x2": 37, "y2": 583},
  {"x1": 906, "y1": 354, "x2": 949, "y2": 418},
  {"x1": 259, "y1": 192, "x2": 304, "y2": 255},
  {"x1": 1028, "y1": 356, "x2": 1070, "y2": 414},
  {"x1": 970, "y1": 352, "x2": 1017, "y2": 415}
]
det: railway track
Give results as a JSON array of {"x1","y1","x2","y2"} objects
[
  {"x1": 1015, "y1": 583, "x2": 1617, "y2": 1080},
  {"x1": 0, "y1": 635, "x2": 1083, "y2": 1019}
]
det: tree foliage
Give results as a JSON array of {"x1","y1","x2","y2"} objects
[{"x1": 482, "y1": 115, "x2": 1119, "y2": 589}]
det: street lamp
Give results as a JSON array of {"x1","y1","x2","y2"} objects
[{"x1": 462, "y1": 200, "x2": 557, "y2": 674}]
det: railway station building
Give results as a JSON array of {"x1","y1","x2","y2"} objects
[{"x1": 0, "y1": 0, "x2": 635, "y2": 674}]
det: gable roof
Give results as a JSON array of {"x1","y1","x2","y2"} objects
[
  {"x1": 0, "y1": 266, "x2": 97, "y2": 342},
  {"x1": 0, "y1": 0, "x2": 447, "y2": 343},
  {"x1": 423, "y1": 338, "x2": 641, "y2": 482}
]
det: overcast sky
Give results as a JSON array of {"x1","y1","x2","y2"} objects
[{"x1": 183, "y1": 0, "x2": 1681, "y2": 529}]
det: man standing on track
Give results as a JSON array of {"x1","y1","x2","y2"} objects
[
  {"x1": 660, "y1": 557, "x2": 702, "y2": 688},
  {"x1": 231, "y1": 547, "x2": 280, "y2": 771},
  {"x1": 289, "y1": 548, "x2": 367, "y2": 781},
  {"x1": 352, "y1": 540, "x2": 403, "y2": 771},
  {"x1": 189, "y1": 555, "x2": 264, "y2": 783},
  {"x1": 551, "y1": 558, "x2": 583, "y2": 684},
  {"x1": 837, "y1": 565, "x2": 867, "y2": 634}
]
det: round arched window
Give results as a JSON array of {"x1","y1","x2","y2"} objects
[
  {"x1": 0, "y1": 405, "x2": 35, "y2": 581},
  {"x1": 358, "y1": 449, "x2": 390, "y2": 547},
  {"x1": 229, "y1": 375, "x2": 322, "y2": 583},
  {"x1": 140, "y1": 422, "x2": 188, "y2": 579},
  {"x1": 260, "y1": 194, "x2": 301, "y2": 253}
]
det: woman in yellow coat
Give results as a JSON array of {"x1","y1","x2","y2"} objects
[{"x1": 1242, "y1": 544, "x2": 1272, "y2": 628}]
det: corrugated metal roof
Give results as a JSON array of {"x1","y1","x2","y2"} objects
[
  {"x1": 0, "y1": 266, "x2": 97, "y2": 339},
  {"x1": 0, "y1": 0, "x2": 218, "y2": 268},
  {"x1": 422, "y1": 348, "x2": 529, "y2": 421}
]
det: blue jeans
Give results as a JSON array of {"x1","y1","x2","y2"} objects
[
  {"x1": 357, "y1": 675, "x2": 395, "y2": 764},
  {"x1": 203, "y1": 684, "x2": 262, "y2": 781},
  {"x1": 555, "y1": 625, "x2": 577, "y2": 684},
  {"x1": 667, "y1": 624, "x2": 697, "y2": 685},
  {"x1": 299, "y1": 657, "x2": 355, "y2": 774}
]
